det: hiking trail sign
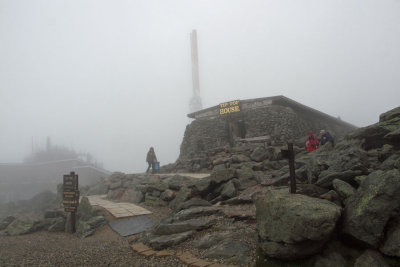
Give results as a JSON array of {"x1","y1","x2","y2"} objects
[{"x1": 63, "y1": 171, "x2": 79, "y2": 232}]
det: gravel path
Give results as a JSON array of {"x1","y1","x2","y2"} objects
[{"x1": 0, "y1": 225, "x2": 185, "y2": 267}]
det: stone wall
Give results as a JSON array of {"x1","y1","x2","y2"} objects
[{"x1": 179, "y1": 104, "x2": 356, "y2": 160}]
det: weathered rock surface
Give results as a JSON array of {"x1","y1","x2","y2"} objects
[
  {"x1": 342, "y1": 169, "x2": 400, "y2": 247},
  {"x1": 354, "y1": 249, "x2": 389, "y2": 267},
  {"x1": 332, "y1": 179, "x2": 356, "y2": 201},
  {"x1": 313, "y1": 252, "x2": 347, "y2": 267},
  {"x1": 154, "y1": 217, "x2": 216, "y2": 235},
  {"x1": 256, "y1": 190, "x2": 342, "y2": 260},
  {"x1": 6, "y1": 217, "x2": 41, "y2": 236},
  {"x1": 380, "y1": 219, "x2": 400, "y2": 257},
  {"x1": 149, "y1": 230, "x2": 195, "y2": 250}
]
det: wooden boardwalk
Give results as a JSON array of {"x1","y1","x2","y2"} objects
[{"x1": 87, "y1": 195, "x2": 152, "y2": 218}]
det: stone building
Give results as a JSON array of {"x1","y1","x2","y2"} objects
[{"x1": 179, "y1": 95, "x2": 357, "y2": 160}]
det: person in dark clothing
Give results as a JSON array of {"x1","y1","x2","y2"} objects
[
  {"x1": 146, "y1": 147, "x2": 157, "y2": 173},
  {"x1": 320, "y1": 130, "x2": 334, "y2": 146},
  {"x1": 305, "y1": 131, "x2": 319, "y2": 152}
]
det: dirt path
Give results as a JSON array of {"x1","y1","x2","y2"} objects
[{"x1": 0, "y1": 225, "x2": 185, "y2": 267}]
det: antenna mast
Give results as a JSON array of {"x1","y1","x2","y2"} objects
[{"x1": 189, "y1": 29, "x2": 203, "y2": 113}]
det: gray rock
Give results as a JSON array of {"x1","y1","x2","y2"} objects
[
  {"x1": 149, "y1": 230, "x2": 195, "y2": 250},
  {"x1": 379, "y1": 153, "x2": 400, "y2": 171},
  {"x1": 316, "y1": 170, "x2": 363, "y2": 188},
  {"x1": 193, "y1": 232, "x2": 232, "y2": 249},
  {"x1": 250, "y1": 147, "x2": 267, "y2": 162},
  {"x1": 332, "y1": 179, "x2": 356, "y2": 201},
  {"x1": 144, "y1": 195, "x2": 167, "y2": 207},
  {"x1": 77, "y1": 197, "x2": 96, "y2": 221},
  {"x1": 109, "y1": 181, "x2": 122, "y2": 190},
  {"x1": 256, "y1": 190, "x2": 342, "y2": 260},
  {"x1": 384, "y1": 128, "x2": 400, "y2": 147},
  {"x1": 236, "y1": 166, "x2": 259, "y2": 190},
  {"x1": 6, "y1": 217, "x2": 41, "y2": 236},
  {"x1": 296, "y1": 184, "x2": 329, "y2": 198},
  {"x1": 343, "y1": 170, "x2": 400, "y2": 247},
  {"x1": 204, "y1": 239, "x2": 251, "y2": 265},
  {"x1": 213, "y1": 163, "x2": 227, "y2": 171},
  {"x1": 348, "y1": 113, "x2": 400, "y2": 150},
  {"x1": 190, "y1": 176, "x2": 212, "y2": 194},
  {"x1": 221, "y1": 180, "x2": 237, "y2": 199},
  {"x1": 76, "y1": 216, "x2": 106, "y2": 238},
  {"x1": 0, "y1": 216, "x2": 15, "y2": 230},
  {"x1": 210, "y1": 168, "x2": 236, "y2": 184},
  {"x1": 231, "y1": 154, "x2": 250, "y2": 163},
  {"x1": 379, "y1": 106, "x2": 400, "y2": 122},
  {"x1": 154, "y1": 217, "x2": 216, "y2": 235},
  {"x1": 380, "y1": 219, "x2": 400, "y2": 257},
  {"x1": 48, "y1": 217, "x2": 66, "y2": 232},
  {"x1": 126, "y1": 189, "x2": 144, "y2": 203},
  {"x1": 319, "y1": 190, "x2": 342, "y2": 206},
  {"x1": 169, "y1": 187, "x2": 192, "y2": 211},
  {"x1": 180, "y1": 198, "x2": 211, "y2": 210},
  {"x1": 354, "y1": 249, "x2": 388, "y2": 267},
  {"x1": 160, "y1": 189, "x2": 175, "y2": 202},
  {"x1": 314, "y1": 252, "x2": 347, "y2": 267},
  {"x1": 86, "y1": 183, "x2": 109, "y2": 196},
  {"x1": 173, "y1": 206, "x2": 221, "y2": 221}
]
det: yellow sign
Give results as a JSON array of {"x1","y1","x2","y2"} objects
[{"x1": 219, "y1": 100, "x2": 240, "y2": 115}]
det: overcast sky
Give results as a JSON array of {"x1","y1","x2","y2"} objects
[{"x1": 1, "y1": 0, "x2": 399, "y2": 173}]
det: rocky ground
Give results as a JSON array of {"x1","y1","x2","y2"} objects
[
  {"x1": 1, "y1": 106, "x2": 400, "y2": 267},
  {"x1": 0, "y1": 225, "x2": 185, "y2": 267}
]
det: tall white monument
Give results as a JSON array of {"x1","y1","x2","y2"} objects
[{"x1": 189, "y1": 29, "x2": 203, "y2": 113}]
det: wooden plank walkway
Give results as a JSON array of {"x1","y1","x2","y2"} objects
[{"x1": 87, "y1": 195, "x2": 152, "y2": 218}]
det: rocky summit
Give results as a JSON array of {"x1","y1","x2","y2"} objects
[{"x1": 1, "y1": 106, "x2": 400, "y2": 266}]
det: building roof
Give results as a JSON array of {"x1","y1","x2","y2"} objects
[{"x1": 187, "y1": 95, "x2": 356, "y2": 129}]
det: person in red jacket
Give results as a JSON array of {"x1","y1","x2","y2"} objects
[{"x1": 305, "y1": 131, "x2": 319, "y2": 152}]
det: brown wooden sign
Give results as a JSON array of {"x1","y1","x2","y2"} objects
[{"x1": 63, "y1": 172, "x2": 79, "y2": 212}]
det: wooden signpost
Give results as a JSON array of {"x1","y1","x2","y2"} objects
[
  {"x1": 63, "y1": 171, "x2": 79, "y2": 233},
  {"x1": 281, "y1": 143, "x2": 296, "y2": 194}
]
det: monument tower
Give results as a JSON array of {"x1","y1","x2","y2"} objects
[{"x1": 189, "y1": 29, "x2": 203, "y2": 113}]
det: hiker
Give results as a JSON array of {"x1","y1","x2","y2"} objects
[
  {"x1": 146, "y1": 147, "x2": 157, "y2": 173},
  {"x1": 305, "y1": 131, "x2": 319, "y2": 152},
  {"x1": 320, "y1": 130, "x2": 334, "y2": 146}
]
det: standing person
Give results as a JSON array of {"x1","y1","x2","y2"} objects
[
  {"x1": 305, "y1": 131, "x2": 319, "y2": 152},
  {"x1": 320, "y1": 130, "x2": 334, "y2": 146},
  {"x1": 146, "y1": 147, "x2": 157, "y2": 173}
]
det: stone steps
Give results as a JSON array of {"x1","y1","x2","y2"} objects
[{"x1": 130, "y1": 242, "x2": 239, "y2": 267}]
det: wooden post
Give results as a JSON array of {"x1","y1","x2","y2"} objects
[
  {"x1": 63, "y1": 171, "x2": 79, "y2": 233},
  {"x1": 287, "y1": 143, "x2": 296, "y2": 194},
  {"x1": 71, "y1": 211, "x2": 76, "y2": 233},
  {"x1": 281, "y1": 143, "x2": 296, "y2": 194}
]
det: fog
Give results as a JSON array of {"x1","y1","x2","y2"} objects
[{"x1": 1, "y1": 0, "x2": 399, "y2": 173}]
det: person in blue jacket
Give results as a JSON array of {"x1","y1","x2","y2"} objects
[{"x1": 320, "y1": 130, "x2": 334, "y2": 146}]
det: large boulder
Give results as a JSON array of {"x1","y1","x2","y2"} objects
[
  {"x1": 236, "y1": 166, "x2": 260, "y2": 190},
  {"x1": 332, "y1": 179, "x2": 356, "y2": 202},
  {"x1": 210, "y1": 168, "x2": 236, "y2": 184},
  {"x1": 354, "y1": 250, "x2": 389, "y2": 267},
  {"x1": 380, "y1": 219, "x2": 400, "y2": 257},
  {"x1": 6, "y1": 217, "x2": 41, "y2": 236},
  {"x1": 342, "y1": 170, "x2": 400, "y2": 247},
  {"x1": 0, "y1": 216, "x2": 15, "y2": 230},
  {"x1": 154, "y1": 217, "x2": 216, "y2": 235},
  {"x1": 149, "y1": 230, "x2": 195, "y2": 250},
  {"x1": 250, "y1": 146, "x2": 267, "y2": 162},
  {"x1": 256, "y1": 190, "x2": 342, "y2": 260},
  {"x1": 348, "y1": 107, "x2": 400, "y2": 150},
  {"x1": 169, "y1": 187, "x2": 192, "y2": 211}
]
